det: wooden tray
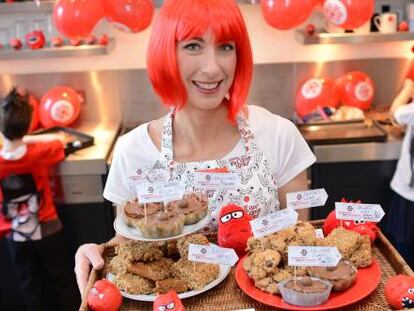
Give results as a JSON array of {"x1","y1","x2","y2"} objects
[{"x1": 79, "y1": 220, "x2": 414, "y2": 311}]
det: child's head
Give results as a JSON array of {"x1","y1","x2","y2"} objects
[{"x1": 0, "y1": 88, "x2": 33, "y2": 141}]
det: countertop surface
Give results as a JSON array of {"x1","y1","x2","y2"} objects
[{"x1": 53, "y1": 120, "x2": 121, "y2": 176}]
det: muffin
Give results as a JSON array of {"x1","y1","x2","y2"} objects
[
  {"x1": 168, "y1": 192, "x2": 208, "y2": 225},
  {"x1": 307, "y1": 261, "x2": 357, "y2": 291},
  {"x1": 278, "y1": 276, "x2": 332, "y2": 307},
  {"x1": 137, "y1": 207, "x2": 185, "y2": 238},
  {"x1": 123, "y1": 199, "x2": 163, "y2": 227}
]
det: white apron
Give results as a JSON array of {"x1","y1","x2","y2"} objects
[{"x1": 158, "y1": 109, "x2": 280, "y2": 231}]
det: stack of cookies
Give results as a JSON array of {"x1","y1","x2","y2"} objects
[{"x1": 106, "y1": 234, "x2": 220, "y2": 295}]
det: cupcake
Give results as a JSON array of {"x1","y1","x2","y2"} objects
[
  {"x1": 307, "y1": 260, "x2": 357, "y2": 291},
  {"x1": 278, "y1": 276, "x2": 332, "y2": 307},
  {"x1": 137, "y1": 207, "x2": 185, "y2": 238},
  {"x1": 168, "y1": 192, "x2": 208, "y2": 225}
]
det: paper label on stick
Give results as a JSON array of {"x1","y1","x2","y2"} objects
[
  {"x1": 335, "y1": 202, "x2": 385, "y2": 222},
  {"x1": 136, "y1": 181, "x2": 184, "y2": 203},
  {"x1": 249, "y1": 208, "x2": 298, "y2": 238},
  {"x1": 188, "y1": 244, "x2": 239, "y2": 266},
  {"x1": 288, "y1": 246, "x2": 341, "y2": 267},
  {"x1": 286, "y1": 188, "x2": 328, "y2": 210},
  {"x1": 193, "y1": 172, "x2": 240, "y2": 190}
]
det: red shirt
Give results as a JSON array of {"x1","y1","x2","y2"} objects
[{"x1": 0, "y1": 141, "x2": 65, "y2": 236}]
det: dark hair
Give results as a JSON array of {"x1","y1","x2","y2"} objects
[{"x1": 0, "y1": 87, "x2": 33, "y2": 140}]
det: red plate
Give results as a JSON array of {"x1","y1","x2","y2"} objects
[{"x1": 236, "y1": 257, "x2": 381, "y2": 310}]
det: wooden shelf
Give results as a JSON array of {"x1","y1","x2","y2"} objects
[{"x1": 295, "y1": 29, "x2": 414, "y2": 45}]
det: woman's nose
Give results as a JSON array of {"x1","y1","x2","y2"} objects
[{"x1": 201, "y1": 47, "x2": 221, "y2": 76}]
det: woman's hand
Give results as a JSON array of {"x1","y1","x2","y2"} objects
[{"x1": 74, "y1": 243, "x2": 105, "y2": 296}]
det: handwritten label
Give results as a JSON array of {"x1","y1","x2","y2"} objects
[
  {"x1": 286, "y1": 188, "x2": 328, "y2": 210},
  {"x1": 188, "y1": 244, "x2": 239, "y2": 266},
  {"x1": 249, "y1": 208, "x2": 298, "y2": 238},
  {"x1": 335, "y1": 202, "x2": 385, "y2": 222},
  {"x1": 194, "y1": 172, "x2": 240, "y2": 190},
  {"x1": 288, "y1": 246, "x2": 341, "y2": 267},
  {"x1": 136, "y1": 181, "x2": 184, "y2": 203}
]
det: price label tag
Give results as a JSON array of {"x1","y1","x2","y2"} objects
[
  {"x1": 136, "y1": 181, "x2": 184, "y2": 204},
  {"x1": 194, "y1": 172, "x2": 240, "y2": 190},
  {"x1": 188, "y1": 244, "x2": 239, "y2": 266},
  {"x1": 249, "y1": 208, "x2": 298, "y2": 238},
  {"x1": 286, "y1": 188, "x2": 328, "y2": 210},
  {"x1": 288, "y1": 246, "x2": 341, "y2": 267},
  {"x1": 335, "y1": 202, "x2": 385, "y2": 222}
]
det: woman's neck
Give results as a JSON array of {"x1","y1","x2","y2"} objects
[{"x1": 173, "y1": 104, "x2": 235, "y2": 146}]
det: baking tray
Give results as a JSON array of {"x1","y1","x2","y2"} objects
[
  {"x1": 298, "y1": 120, "x2": 387, "y2": 145},
  {"x1": 32, "y1": 126, "x2": 94, "y2": 155},
  {"x1": 79, "y1": 220, "x2": 414, "y2": 311}
]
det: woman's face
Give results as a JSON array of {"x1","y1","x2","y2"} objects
[{"x1": 176, "y1": 30, "x2": 237, "y2": 112}]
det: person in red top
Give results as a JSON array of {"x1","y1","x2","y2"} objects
[{"x1": 0, "y1": 88, "x2": 79, "y2": 311}]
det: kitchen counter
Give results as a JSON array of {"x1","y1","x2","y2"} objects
[
  {"x1": 53, "y1": 120, "x2": 121, "y2": 176},
  {"x1": 311, "y1": 124, "x2": 404, "y2": 163}
]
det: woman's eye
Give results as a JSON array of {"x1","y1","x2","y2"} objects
[
  {"x1": 219, "y1": 43, "x2": 235, "y2": 52},
  {"x1": 184, "y1": 43, "x2": 201, "y2": 51}
]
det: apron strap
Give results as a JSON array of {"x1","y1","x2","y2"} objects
[{"x1": 160, "y1": 107, "x2": 259, "y2": 163}]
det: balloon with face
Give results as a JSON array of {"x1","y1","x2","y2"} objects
[
  {"x1": 323, "y1": 0, "x2": 374, "y2": 30},
  {"x1": 336, "y1": 71, "x2": 375, "y2": 111},
  {"x1": 218, "y1": 204, "x2": 252, "y2": 257},
  {"x1": 25, "y1": 30, "x2": 45, "y2": 50},
  {"x1": 39, "y1": 86, "x2": 82, "y2": 128},
  {"x1": 385, "y1": 275, "x2": 414, "y2": 309},
  {"x1": 153, "y1": 291, "x2": 184, "y2": 311}
]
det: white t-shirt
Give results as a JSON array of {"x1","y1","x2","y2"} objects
[
  {"x1": 391, "y1": 103, "x2": 414, "y2": 201},
  {"x1": 104, "y1": 105, "x2": 316, "y2": 204}
]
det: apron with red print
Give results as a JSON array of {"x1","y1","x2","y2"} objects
[{"x1": 159, "y1": 109, "x2": 280, "y2": 231}]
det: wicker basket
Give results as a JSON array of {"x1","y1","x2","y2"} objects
[{"x1": 79, "y1": 220, "x2": 414, "y2": 311}]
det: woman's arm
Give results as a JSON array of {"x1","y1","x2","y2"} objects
[{"x1": 278, "y1": 169, "x2": 310, "y2": 221}]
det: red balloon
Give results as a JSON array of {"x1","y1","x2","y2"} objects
[
  {"x1": 39, "y1": 86, "x2": 82, "y2": 128},
  {"x1": 261, "y1": 0, "x2": 316, "y2": 30},
  {"x1": 296, "y1": 77, "x2": 340, "y2": 118},
  {"x1": 53, "y1": 0, "x2": 105, "y2": 39},
  {"x1": 323, "y1": 0, "x2": 374, "y2": 30},
  {"x1": 28, "y1": 94, "x2": 39, "y2": 133},
  {"x1": 104, "y1": 0, "x2": 154, "y2": 33},
  {"x1": 336, "y1": 71, "x2": 374, "y2": 111}
]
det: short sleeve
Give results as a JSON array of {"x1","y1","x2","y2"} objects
[
  {"x1": 273, "y1": 119, "x2": 316, "y2": 188},
  {"x1": 103, "y1": 138, "x2": 135, "y2": 204},
  {"x1": 41, "y1": 141, "x2": 65, "y2": 167},
  {"x1": 394, "y1": 103, "x2": 414, "y2": 126}
]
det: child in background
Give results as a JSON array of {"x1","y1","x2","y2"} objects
[
  {"x1": 0, "y1": 88, "x2": 79, "y2": 311},
  {"x1": 384, "y1": 78, "x2": 414, "y2": 269}
]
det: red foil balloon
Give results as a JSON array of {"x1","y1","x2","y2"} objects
[
  {"x1": 336, "y1": 71, "x2": 375, "y2": 111},
  {"x1": 53, "y1": 0, "x2": 105, "y2": 39},
  {"x1": 295, "y1": 77, "x2": 340, "y2": 118},
  {"x1": 39, "y1": 86, "x2": 82, "y2": 128},
  {"x1": 104, "y1": 0, "x2": 154, "y2": 33},
  {"x1": 323, "y1": 0, "x2": 374, "y2": 30},
  {"x1": 261, "y1": 0, "x2": 316, "y2": 30},
  {"x1": 28, "y1": 94, "x2": 40, "y2": 132}
]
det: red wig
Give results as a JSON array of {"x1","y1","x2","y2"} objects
[{"x1": 147, "y1": 0, "x2": 253, "y2": 121}]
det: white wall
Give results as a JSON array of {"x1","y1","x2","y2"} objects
[{"x1": 1, "y1": 4, "x2": 414, "y2": 75}]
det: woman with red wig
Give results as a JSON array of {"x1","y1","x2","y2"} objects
[{"x1": 74, "y1": 0, "x2": 315, "y2": 295}]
